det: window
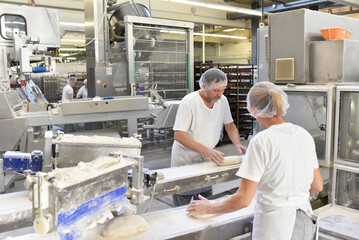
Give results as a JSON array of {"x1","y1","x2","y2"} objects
[{"x1": 0, "y1": 14, "x2": 26, "y2": 40}]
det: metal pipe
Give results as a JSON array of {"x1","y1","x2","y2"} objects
[
  {"x1": 202, "y1": 24, "x2": 205, "y2": 63},
  {"x1": 261, "y1": 0, "x2": 264, "y2": 24}
]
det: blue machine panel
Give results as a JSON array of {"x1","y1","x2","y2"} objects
[{"x1": 3, "y1": 151, "x2": 31, "y2": 171}]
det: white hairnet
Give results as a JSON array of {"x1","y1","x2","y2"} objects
[
  {"x1": 67, "y1": 76, "x2": 77, "y2": 83},
  {"x1": 199, "y1": 68, "x2": 227, "y2": 90},
  {"x1": 247, "y1": 82, "x2": 289, "y2": 118}
]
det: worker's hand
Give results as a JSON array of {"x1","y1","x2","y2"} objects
[
  {"x1": 235, "y1": 144, "x2": 247, "y2": 154},
  {"x1": 205, "y1": 149, "x2": 224, "y2": 165},
  {"x1": 186, "y1": 195, "x2": 211, "y2": 216}
]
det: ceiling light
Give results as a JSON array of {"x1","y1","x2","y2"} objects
[
  {"x1": 169, "y1": 0, "x2": 263, "y2": 16},
  {"x1": 59, "y1": 48, "x2": 86, "y2": 52},
  {"x1": 66, "y1": 57, "x2": 77, "y2": 60},
  {"x1": 60, "y1": 22, "x2": 85, "y2": 27},
  {"x1": 223, "y1": 28, "x2": 245, "y2": 32},
  {"x1": 193, "y1": 33, "x2": 247, "y2": 40}
]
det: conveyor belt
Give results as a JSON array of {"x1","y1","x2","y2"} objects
[
  {"x1": 0, "y1": 191, "x2": 32, "y2": 232},
  {"x1": 0, "y1": 198, "x2": 255, "y2": 240},
  {"x1": 150, "y1": 161, "x2": 242, "y2": 198}
]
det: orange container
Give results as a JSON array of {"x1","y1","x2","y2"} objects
[{"x1": 320, "y1": 28, "x2": 352, "y2": 40}]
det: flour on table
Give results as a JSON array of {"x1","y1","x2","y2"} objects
[
  {"x1": 59, "y1": 134, "x2": 141, "y2": 146},
  {"x1": 190, "y1": 213, "x2": 218, "y2": 219},
  {"x1": 102, "y1": 215, "x2": 149, "y2": 238},
  {"x1": 46, "y1": 156, "x2": 130, "y2": 188},
  {"x1": 189, "y1": 200, "x2": 219, "y2": 219}
]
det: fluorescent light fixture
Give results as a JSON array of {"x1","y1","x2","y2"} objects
[
  {"x1": 223, "y1": 28, "x2": 245, "y2": 32},
  {"x1": 66, "y1": 57, "x2": 77, "y2": 60},
  {"x1": 193, "y1": 32, "x2": 247, "y2": 40},
  {"x1": 61, "y1": 39, "x2": 86, "y2": 43},
  {"x1": 60, "y1": 21, "x2": 85, "y2": 27},
  {"x1": 171, "y1": 0, "x2": 206, "y2": 7},
  {"x1": 59, "y1": 48, "x2": 86, "y2": 52},
  {"x1": 160, "y1": 30, "x2": 187, "y2": 34},
  {"x1": 169, "y1": 0, "x2": 263, "y2": 16}
]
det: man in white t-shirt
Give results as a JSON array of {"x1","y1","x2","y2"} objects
[
  {"x1": 62, "y1": 76, "x2": 77, "y2": 102},
  {"x1": 171, "y1": 68, "x2": 247, "y2": 206},
  {"x1": 76, "y1": 79, "x2": 88, "y2": 99}
]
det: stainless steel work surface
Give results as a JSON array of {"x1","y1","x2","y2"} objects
[
  {"x1": 3, "y1": 197, "x2": 255, "y2": 240},
  {"x1": 151, "y1": 160, "x2": 242, "y2": 197},
  {"x1": 0, "y1": 191, "x2": 32, "y2": 232},
  {"x1": 157, "y1": 161, "x2": 241, "y2": 181},
  {"x1": 316, "y1": 204, "x2": 359, "y2": 239},
  {"x1": 59, "y1": 97, "x2": 149, "y2": 115}
]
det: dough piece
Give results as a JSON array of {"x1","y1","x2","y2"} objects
[
  {"x1": 190, "y1": 213, "x2": 217, "y2": 219},
  {"x1": 102, "y1": 215, "x2": 149, "y2": 238},
  {"x1": 220, "y1": 156, "x2": 242, "y2": 166},
  {"x1": 157, "y1": 171, "x2": 164, "y2": 180}
]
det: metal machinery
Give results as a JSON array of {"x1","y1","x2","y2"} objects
[
  {"x1": 85, "y1": 0, "x2": 194, "y2": 98},
  {"x1": 84, "y1": 0, "x2": 194, "y2": 148},
  {"x1": 261, "y1": 9, "x2": 359, "y2": 168},
  {"x1": 0, "y1": 3, "x2": 59, "y2": 106},
  {"x1": 264, "y1": 9, "x2": 359, "y2": 239},
  {"x1": 315, "y1": 86, "x2": 359, "y2": 239},
  {"x1": 0, "y1": 144, "x2": 250, "y2": 239},
  {"x1": 0, "y1": 2, "x2": 253, "y2": 240}
]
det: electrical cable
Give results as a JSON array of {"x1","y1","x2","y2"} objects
[{"x1": 144, "y1": 182, "x2": 157, "y2": 213}]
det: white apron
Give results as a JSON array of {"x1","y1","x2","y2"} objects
[
  {"x1": 171, "y1": 141, "x2": 207, "y2": 167},
  {"x1": 171, "y1": 141, "x2": 211, "y2": 195},
  {"x1": 252, "y1": 201, "x2": 317, "y2": 240}
]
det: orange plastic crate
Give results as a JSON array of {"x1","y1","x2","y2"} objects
[{"x1": 320, "y1": 28, "x2": 351, "y2": 40}]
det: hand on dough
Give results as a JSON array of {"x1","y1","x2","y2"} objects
[
  {"x1": 186, "y1": 195, "x2": 213, "y2": 217},
  {"x1": 235, "y1": 144, "x2": 247, "y2": 154}
]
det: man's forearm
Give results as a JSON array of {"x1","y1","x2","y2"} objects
[
  {"x1": 225, "y1": 122, "x2": 242, "y2": 146},
  {"x1": 174, "y1": 131, "x2": 208, "y2": 156}
]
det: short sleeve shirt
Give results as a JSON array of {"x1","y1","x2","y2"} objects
[{"x1": 236, "y1": 123, "x2": 319, "y2": 207}]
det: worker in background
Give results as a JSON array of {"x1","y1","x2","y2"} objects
[
  {"x1": 171, "y1": 68, "x2": 247, "y2": 207},
  {"x1": 62, "y1": 76, "x2": 77, "y2": 102},
  {"x1": 76, "y1": 79, "x2": 88, "y2": 99},
  {"x1": 187, "y1": 82, "x2": 323, "y2": 240}
]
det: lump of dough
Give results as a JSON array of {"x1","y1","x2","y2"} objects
[
  {"x1": 190, "y1": 213, "x2": 217, "y2": 219},
  {"x1": 220, "y1": 156, "x2": 242, "y2": 166},
  {"x1": 102, "y1": 215, "x2": 149, "y2": 239},
  {"x1": 157, "y1": 171, "x2": 164, "y2": 180}
]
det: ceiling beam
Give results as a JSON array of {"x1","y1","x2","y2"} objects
[
  {"x1": 0, "y1": 0, "x2": 83, "y2": 12},
  {"x1": 263, "y1": 0, "x2": 330, "y2": 12},
  {"x1": 329, "y1": 0, "x2": 359, "y2": 8}
]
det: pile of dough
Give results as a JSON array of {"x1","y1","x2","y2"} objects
[
  {"x1": 102, "y1": 215, "x2": 149, "y2": 238},
  {"x1": 190, "y1": 213, "x2": 217, "y2": 219},
  {"x1": 157, "y1": 171, "x2": 164, "y2": 180},
  {"x1": 220, "y1": 156, "x2": 242, "y2": 166}
]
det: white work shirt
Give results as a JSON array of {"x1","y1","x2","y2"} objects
[
  {"x1": 171, "y1": 91, "x2": 233, "y2": 167},
  {"x1": 62, "y1": 84, "x2": 74, "y2": 102},
  {"x1": 237, "y1": 123, "x2": 319, "y2": 239},
  {"x1": 77, "y1": 86, "x2": 88, "y2": 98}
]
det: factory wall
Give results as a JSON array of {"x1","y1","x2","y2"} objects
[{"x1": 194, "y1": 40, "x2": 252, "y2": 64}]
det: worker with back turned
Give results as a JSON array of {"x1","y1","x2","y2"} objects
[{"x1": 187, "y1": 82, "x2": 323, "y2": 240}]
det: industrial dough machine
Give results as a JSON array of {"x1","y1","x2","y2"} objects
[{"x1": 0, "y1": 154, "x2": 248, "y2": 240}]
